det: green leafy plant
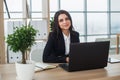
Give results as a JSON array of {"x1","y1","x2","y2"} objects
[
  {"x1": 6, "y1": 25, "x2": 37, "y2": 64},
  {"x1": 50, "y1": 17, "x2": 54, "y2": 32}
]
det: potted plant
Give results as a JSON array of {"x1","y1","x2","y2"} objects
[
  {"x1": 6, "y1": 24, "x2": 37, "y2": 80},
  {"x1": 6, "y1": 25, "x2": 37, "y2": 64},
  {"x1": 50, "y1": 17, "x2": 54, "y2": 32}
]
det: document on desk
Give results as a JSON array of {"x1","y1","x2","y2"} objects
[
  {"x1": 0, "y1": 73, "x2": 1, "y2": 80},
  {"x1": 34, "y1": 62, "x2": 57, "y2": 72},
  {"x1": 108, "y1": 57, "x2": 120, "y2": 63}
]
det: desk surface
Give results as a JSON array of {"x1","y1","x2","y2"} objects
[
  {"x1": 90, "y1": 75, "x2": 120, "y2": 80},
  {"x1": 1, "y1": 62, "x2": 120, "y2": 80}
]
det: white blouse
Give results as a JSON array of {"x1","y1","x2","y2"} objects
[{"x1": 62, "y1": 32, "x2": 70, "y2": 55}]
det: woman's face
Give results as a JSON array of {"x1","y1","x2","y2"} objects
[{"x1": 58, "y1": 14, "x2": 71, "y2": 31}]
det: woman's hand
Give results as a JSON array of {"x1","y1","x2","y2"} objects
[{"x1": 66, "y1": 57, "x2": 69, "y2": 63}]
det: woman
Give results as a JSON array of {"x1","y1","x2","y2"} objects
[{"x1": 43, "y1": 10, "x2": 80, "y2": 63}]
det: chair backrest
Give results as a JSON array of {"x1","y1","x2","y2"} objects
[
  {"x1": 29, "y1": 41, "x2": 46, "y2": 62},
  {"x1": 29, "y1": 48, "x2": 44, "y2": 62}
]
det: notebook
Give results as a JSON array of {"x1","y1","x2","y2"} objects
[
  {"x1": 59, "y1": 41, "x2": 110, "y2": 72},
  {"x1": 34, "y1": 62, "x2": 57, "y2": 72}
]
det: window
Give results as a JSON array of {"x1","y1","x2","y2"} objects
[
  {"x1": 87, "y1": 13, "x2": 108, "y2": 35},
  {"x1": 87, "y1": 0, "x2": 107, "y2": 11}
]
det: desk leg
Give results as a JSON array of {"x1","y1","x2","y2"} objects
[{"x1": 116, "y1": 35, "x2": 119, "y2": 54}]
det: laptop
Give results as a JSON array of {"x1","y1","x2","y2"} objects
[{"x1": 59, "y1": 41, "x2": 110, "y2": 72}]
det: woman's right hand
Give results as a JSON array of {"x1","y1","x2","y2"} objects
[{"x1": 66, "y1": 57, "x2": 69, "y2": 63}]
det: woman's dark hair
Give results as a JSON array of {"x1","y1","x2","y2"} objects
[{"x1": 53, "y1": 10, "x2": 74, "y2": 34}]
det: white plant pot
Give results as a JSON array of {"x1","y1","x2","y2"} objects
[{"x1": 15, "y1": 61, "x2": 35, "y2": 80}]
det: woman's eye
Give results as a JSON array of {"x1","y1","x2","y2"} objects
[
  {"x1": 59, "y1": 18, "x2": 69, "y2": 22},
  {"x1": 59, "y1": 19, "x2": 63, "y2": 22},
  {"x1": 65, "y1": 18, "x2": 69, "y2": 20}
]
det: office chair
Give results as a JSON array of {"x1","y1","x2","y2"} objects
[{"x1": 29, "y1": 48, "x2": 44, "y2": 62}]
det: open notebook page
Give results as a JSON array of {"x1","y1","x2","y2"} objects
[{"x1": 34, "y1": 62, "x2": 57, "y2": 72}]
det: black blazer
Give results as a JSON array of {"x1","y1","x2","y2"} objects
[{"x1": 43, "y1": 31, "x2": 80, "y2": 63}]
